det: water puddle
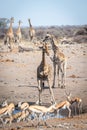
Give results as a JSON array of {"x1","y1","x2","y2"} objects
[
  {"x1": 13, "y1": 108, "x2": 68, "y2": 120},
  {"x1": 13, "y1": 109, "x2": 21, "y2": 114},
  {"x1": 3, "y1": 108, "x2": 76, "y2": 130}
]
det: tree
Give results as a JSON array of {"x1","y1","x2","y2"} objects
[{"x1": 0, "y1": 18, "x2": 9, "y2": 28}]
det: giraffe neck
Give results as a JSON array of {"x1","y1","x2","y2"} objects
[
  {"x1": 51, "y1": 38, "x2": 59, "y2": 54},
  {"x1": 8, "y1": 21, "x2": 13, "y2": 33},
  {"x1": 29, "y1": 19, "x2": 32, "y2": 27},
  {"x1": 42, "y1": 49, "x2": 46, "y2": 68},
  {"x1": 18, "y1": 24, "x2": 21, "y2": 32},
  {"x1": 10, "y1": 21, "x2": 12, "y2": 28}
]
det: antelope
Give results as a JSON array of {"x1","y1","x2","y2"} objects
[
  {"x1": 3, "y1": 117, "x2": 13, "y2": 125},
  {"x1": 28, "y1": 103, "x2": 56, "y2": 126},
  {"x1": 4, "y1": 111, "x2": 22, "y2": 124},
  {"x1": 0, "y1": 103, "x2": 15, "y2": 117},
  {"x1": 0, "y1": 103, "x2": 15, "y2": 125},
  {"x1": 65, "y1": 91, "x2": 82, "y2": 115},
  {"x1": 3, "y1": 102, "x2": 29, "y2": 125},
  {"x1": 43, "y1": 33, "x2": 67, "y2": 88},
  {"x1": 17, "y1": 110, "x2": 29, "y2": 122},
  {"x1": 1, "y1": 100, "x2": 8, "y2": 107},
  {"x1": 18, "y1": 102, "x2": 29, "y2": 111},
  {"x1": 54, "y1": 101, "x2": 71, "y2": 118}
]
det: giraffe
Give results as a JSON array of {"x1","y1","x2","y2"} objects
[
  {"x1": 15, "y1": 20, "x2": 22, "y2": 44},
  {"x1": 28, "y1": 18, "x2": 35, "y2": 41},
  {"x1": 37, "y1": 43, "x2": 55, "y2": 105},
  {"x1": 4, "y1": 17, "x2": 14, "y2": 51},
  {"x1": 43, "y1": 33, "x2": 67, "y2": 88}
]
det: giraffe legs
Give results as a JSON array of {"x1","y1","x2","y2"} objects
[
  {"x1": 62, "y1": 61, "x2": 66, "y2": 88},
  {"x1": 60, "y1": 64, "x2": 64, "y2": 88},
  {"x1": 48, "y1": 79, "x2": 55, "y2": 104},
  {"x1": 52, "y1": 63, "x2": 56, "y2": 88},
  {"x1": 6, "y1": 37, "x2": 14, "y2": 51},
  {"x1": 9, "y1": 38, "x2": 13, "y2": 51},
  {"x1": 4, "y1": 36, "x2": 11, "y2": 51},
  {"x1": 52, "y1": 61, "x2": 66, "y2": 88},
  {"x1": 58, "y1": 62, "x2": 66, "y2": 88},
  {"x1": 57, "y1": 64, "x2": 60, "y2": 88},
  {"x1": 36, "y1": 80, "x2": 43, "y2": 105}
]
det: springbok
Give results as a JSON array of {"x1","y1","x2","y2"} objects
[
  {"x1": 28, "y1": 103, "x2": 56, "y2": 126},
  {"x1": 0, "y1": 103, "x2": 15, "y2": 125},
  {"x1": 17, "y1": 110, "x2": 29, "y2": 122},
  {"x1": 65, "y1": 91, "x2": 82, "y2": 115},
  {"x1": 3, "y1": 102, "x2": 30, "y2": 124},
  {"x1": 18, "y1": 102, "x2": 29, "y2": 111},
  {"x1": 54, "y1": 101, "x2": 71, "y2": 117},
  {"x1": 1, "y1": 100, "x2": 8, "y2": 107},
  {"x1": 4, "y1": 111, "x2": 22, "y2": 124}
]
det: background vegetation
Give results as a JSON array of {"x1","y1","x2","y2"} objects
[{"x1": 0, "y1": 18, "x2": 87, "y2": 43}]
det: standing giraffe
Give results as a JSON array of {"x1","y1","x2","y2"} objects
[
  {"x1": 43, "y1": 34, "x2": 67, "y2": 88},
  {"x1": 4, "y1": 17, "x2": 14, "y2": 51},
  {"x1": 28, "y1": 18, "x2": 35, "y2": 41},
  {"x1": 37, "y1": 43, "x2": 55, "y2": 105},
  {"x1": 15, "y1": 20, "x2": 22, "y2": 44}
]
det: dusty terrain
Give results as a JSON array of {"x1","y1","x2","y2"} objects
[{"x1": 0, "y1": 40, "x2": 87, "y2": 130}]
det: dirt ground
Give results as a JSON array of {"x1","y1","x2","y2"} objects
[{"x1": 0, "y1": 41, "x2": 87, "y2": 130}]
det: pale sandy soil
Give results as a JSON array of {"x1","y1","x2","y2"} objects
[
  {"x1": 0, "y1": 114, "x2": 87, "y2": 130},
  {"x1": 0, "y1": 41, "x2": 87, "y2": 130}
]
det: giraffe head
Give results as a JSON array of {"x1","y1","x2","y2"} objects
[
  {"x1": 43, "y1": 43, "x2": 49, "y2": 56},
  {"x1": 44, "y1": 33, "x2": 61, "y2": 43},
  {"x1": 28, "y1": 18, "x2": 30, "y2": 22},
  {"x1": 43, "y1": 33, "x2": 53, "y2": 42},
  {"x1": 18, "y1": 20, "x2": 22, "y2": 25},
  {"x1": 10, "y1": 17, "x2": 14, "y2": 23},
  {"x1": 39, "y1": 43, "x2": 49, "y2": 56},
  {"x1": 43, "y1": 33, "x2": 59, "y2": 49},
  {"x1": 28, "y1": 18, "x2": 32, "y2": 27}
]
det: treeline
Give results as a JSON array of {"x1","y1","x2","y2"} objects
[{"x1": 0, "y1": 18, "x2": 87, "y2": 43}]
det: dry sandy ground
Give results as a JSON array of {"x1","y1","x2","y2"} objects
[
  {"x1": 0, "y1": 41, "x2": 87, "y2": 130},
  {"x1": 0, "y1": 114, "x2": 87, "y2": 130}
]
